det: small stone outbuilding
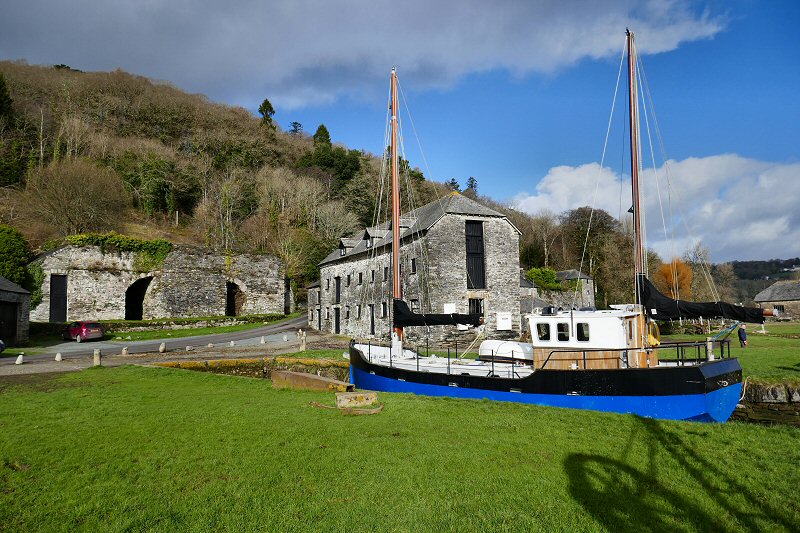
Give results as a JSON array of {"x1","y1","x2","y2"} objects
[
  {"x1": 30, "y1": 244, "x2": 290, "y2": 322},
  {"x1": 0, "y1": 276, "x2": 30, "y2": 345},
  {"x1": 754, "y1": 280, "x2": 800, "y2": 318}
]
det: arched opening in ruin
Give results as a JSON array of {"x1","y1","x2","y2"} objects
[
  {"x1": 226, "y1": 281, "x2": 245, "y2": 316},
  {"x1": 125, "y1": 277, "x2": 153, "y2": 320}
]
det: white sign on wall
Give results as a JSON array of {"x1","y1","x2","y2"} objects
[{"x1": 496, "y1": 312, "x2": 512, "y2": 331}]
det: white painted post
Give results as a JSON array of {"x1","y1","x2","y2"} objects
[
  {"x1": 207, "y1": 343, "x2": 214, "y2": 348},
  {"x1": 14, "y1": 354, "x2": 23, "y2": 365},
  {"x1": 260, "y1": 336, "x2": 266, "y2": 344},
  {"x1": 158, "y1": 342, "x2": 166, "y2": 353},
  {"x1": 121, "y1": 346, "x2": 128, "y2": 356},
  {"x1": 706, "y1": 337, "x2": 715, "y2": 361},
  {"x1": 55, "y1": 352, "x2": 62, "y2": 362},
  {"x1": 93, "y1": 349, "x2": 102, "y2": 367},
  {"x1": 229, "y1": 340, "x2": 235, "y2": 347}
]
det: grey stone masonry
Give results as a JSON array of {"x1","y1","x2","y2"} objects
[
  {"x1": 310, "y1": 193, "x2": 521, "y2": 345},
  {"x1": 0, "y1": 277, "x2": 30, "y2": 345},
  {"x1": 30, "y1": 244, "x2": 288, "y2": 322}
]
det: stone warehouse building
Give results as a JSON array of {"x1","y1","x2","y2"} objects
[
  {"x1": 0, "y1": 276, "x2": 30, "y2": 345},
  {"x1": 30, "y1": 244, "x2": 290, "y2": 322},
  {"x1": 754, "y1": 280, "x2": 800, "y2": 319},
  {"x1": 308, "y1": 193, "x2": 521, "y2": 342}
]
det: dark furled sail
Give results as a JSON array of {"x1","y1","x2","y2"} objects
[
  {"x1": 393, "y1": 299, "x2": 482, "y2": 328},
  {"x1": 637, "y1": 274, "x2": 765, "y2": 323}
]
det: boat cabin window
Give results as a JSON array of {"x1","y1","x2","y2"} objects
[
  {"x1": 577, "y1": 322, "x2": 590, "y2": 342},
  {"x1": 557, "y1": 322, "x2": 570, "y2": 342},
  {"x1": 536, "y1": 323, "x2": 550, "y2": 341}
]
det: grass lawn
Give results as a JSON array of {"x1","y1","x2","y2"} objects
[
  {"x1": 109, "y1": 321, "x2": 273, "y2": 342},
  {"x1": 0, "y1": 334, "x2": 63, "y2": 358},
  {"x1": 1, "y1": 366, "x2": 798, "y2": 532}
]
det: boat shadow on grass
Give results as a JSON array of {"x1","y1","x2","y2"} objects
[{"x1": 564, "y1": 417, "x2": 796, "y2": 532}]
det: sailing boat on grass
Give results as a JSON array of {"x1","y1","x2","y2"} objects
[{"x1": 349, "y1": 31, "x2": 771, "y2": 422}]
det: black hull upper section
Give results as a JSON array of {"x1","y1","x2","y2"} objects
[{"x1": 349, "y1": 341, "x2": 742, "y2": 398}]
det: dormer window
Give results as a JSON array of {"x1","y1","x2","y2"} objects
[
  {"x1": 365, "y1": 237, "x2": 373, "y2": 248},
  {"x1": 340, "y1": 248, "x2": 346, "y2": 256}
]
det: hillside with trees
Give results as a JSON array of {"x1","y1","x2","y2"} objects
[{"x1": 0, "y1": 60, "x2": 777, "y2": 306}]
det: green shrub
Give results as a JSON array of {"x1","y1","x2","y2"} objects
[
  {"x1": 0, "y1": 224, "x2": 30, "y2": 285},
  {"x1": 26, "y1": 262, "x2": 44, "y2": 308},
  {"x1": 525, "y1": 267, "x2": 563, "y2": 291}
]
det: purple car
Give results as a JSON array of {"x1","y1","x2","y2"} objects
[{"x1": 62, "y1": 322, "x2": 105, "y2": 343}]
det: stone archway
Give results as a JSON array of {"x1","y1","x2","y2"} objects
[
  {"x1": 226, "y1": 281, "x2": 245, "y2": 316},
  {"x1": 125, "y1": 276, "x2": 153, "y2": 320}
]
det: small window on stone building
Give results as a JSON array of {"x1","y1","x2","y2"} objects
[
  {"x1": 371, "y1": 269, "x2": 376, "y2": 283},
  {"x1": 775, "y1": 304, "x2": 785, "y2": 313},
  {"x1": 358, "y1": 272, "x2": 363, "y2": 285},
  {"x1": 383, "y1": 266, "x2": 388, "y2": 281},
  {"x1": 340, "y1": 248, "x2": 346, "y2": 256},
  {"x1": 326, "y1": 278, "x2": 330, "y2": 290},
  {"x1": 577, "y1": 323, "x2": 590, "y2": 342},
  {"x1": 557, "y1": 322, "x2": 570, "y2": 342},
  {"x1": 411, "y1": 258, "x2": 417, "y2": 274},
  {"x1": 468, "y1": 298, "x2": 484, "y2": 316},
  {"x1": 345, "y1": 306, "x2": 350, "y2": 319},
  {"x1": 411, "y1": 299, "x2": 419, "y2": 312},
  {"x1": 536, "y1": 323, "x2": 550, "y2": 341},
  {"x1": 346, "y1": 274, "x2": 351, "y2": 286},
  {"x1": 326, "y1": 307, "x2": 330, "y2": 319},
  {"x1": 381, "y1": 301, "x2": 387, "y2": 318},
  {"x1": 366, "y1": 237, "x2": 373, "y2": 248},
  {"x1": 356, "y1": 304, "x2": 361, "y2": 318}
]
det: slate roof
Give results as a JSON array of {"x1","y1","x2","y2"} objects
[
  {"x1": 320, "y1": 192, "x2": 517, "y2": 266},
  {"x1": 556, "y1": 269, "x2": 592, "y2": 281},
  {"x1": 0, "y1": 276, "x2": 30, "y2": 295},
  {"x1": 754, "y1": 280, "x2": 800, "y2": 303},
  {"x1": 520, "y1": 273, "x2": 534, "y2": 288}
]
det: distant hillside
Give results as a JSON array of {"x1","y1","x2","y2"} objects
[{"x1": 730, "y1": 258, "x2": 800, "y2": 280}]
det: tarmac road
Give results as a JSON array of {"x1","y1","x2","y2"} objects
[{"x1": 1, "y1": 315, "x2": 309, "y2": 365}]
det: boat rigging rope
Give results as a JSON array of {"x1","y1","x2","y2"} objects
[{"x1": 573, "y1": 41, "x2": 626, "y2": 309}]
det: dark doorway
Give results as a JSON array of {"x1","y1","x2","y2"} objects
[
  {"x1": 226, "y1": 281, "x2": 245, "y2": 316},
  {"x1": 369, "y1": 304, "x2": 375, "y2": 336},
  {"x1": 317, "y1": 308, "x2": 321, "y2": 330},
  {"x1": 0, "y1": 301, "x2": 18, "y2": 345},
  {"x1": 334, "y1": 276, "x2": 341, "y2": 304},
  {"x1": 334, "y1": 307, "x2": 340, "y2": 334},
  {"x1": 49, "y1": 274, "x2": 67, "y2": 323},
  {"x1": 125, "y1": 277, "x2": 153, "y2": 320},
  {"x1": 284, "y1": 278, "x2": 291, "y2": 314}
]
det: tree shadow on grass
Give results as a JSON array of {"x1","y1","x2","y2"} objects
[{"x1": 565, "y1": 417, "x2": 798, "y2": 532}]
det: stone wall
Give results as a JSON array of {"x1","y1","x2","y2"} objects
[
  {"x1": 313, "y1": 214, "x2": 521, "y2": 344},
  {"x1": 731, "y1": 380, "x2": 800, "y2": 426},
  {"x1": 759, "y1": 300, "x2": 800, "y2": 319},
  {"x1": 30, "y1": 245, "x2": 288, "y2": 322},
  {"x1": 0, "y1": 289, "x2": 30, "y2": 345}
]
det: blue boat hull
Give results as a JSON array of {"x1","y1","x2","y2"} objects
[{"x1": 349, "y1": 344, "x2": 742, "y2": 422}]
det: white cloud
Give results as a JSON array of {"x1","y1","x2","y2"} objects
[
  {"x1": 512, "y1": 154, "x2": 800, "y2": 262},
  {"x1": 0, "y1": 0, "x2": 725, "y2": 108}
]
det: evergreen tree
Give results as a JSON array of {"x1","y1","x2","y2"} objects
[
  {"x1": 0, "y1": 224, "x2": 30, "y2": 286},
  {"x1": 313, "y1": 124, "x2": 331, "y2": 147},
  {"x1": 445, "y1": 178, "x2": 460, "y2": 192},
  {"x1": 466, "y1": 176, "x2": 478, "y2": 193},
  {"x1": 288, "y1": 121, "x2": 303, "y2": 135},
  {"x1": 0, "y1": 74, "x2": 13, "y2": 126},
  {"x1": 258, "y1": 98, "x2": 275, "y2": 126}
]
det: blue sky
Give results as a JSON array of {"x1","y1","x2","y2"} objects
[{"x1": 1, "y1": 0, "x2": 798, "y2": 261}]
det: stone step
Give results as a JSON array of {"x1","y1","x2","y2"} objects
[{"x1": 271, "y1": 370, "x2": 354, "y2": 392}]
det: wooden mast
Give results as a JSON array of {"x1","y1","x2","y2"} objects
[
  {"x1": 627, "y1": 29, "x2": 644, "y2": 282},
  {"x1": 390, "y1": 67, "x2": 403, "y2": 340}
]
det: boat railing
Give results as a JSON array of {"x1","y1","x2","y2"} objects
[{"x1": 538, "y1": 338, "x2": 732, "y2": 370}]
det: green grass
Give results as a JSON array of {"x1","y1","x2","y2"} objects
[
  {"x1": 0, "y1": 366, "x2": 798, "y2": 532},
  {"x1": 109, "y1": 321, "x2": 271, "y2": 341},
  {"x1": 0, "y1": 334, "x2": 63, "y2": 358}
]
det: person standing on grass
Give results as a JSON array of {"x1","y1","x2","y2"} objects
[{"x1": 738, "y1": 324, "x2": 747, "y2": 348}]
